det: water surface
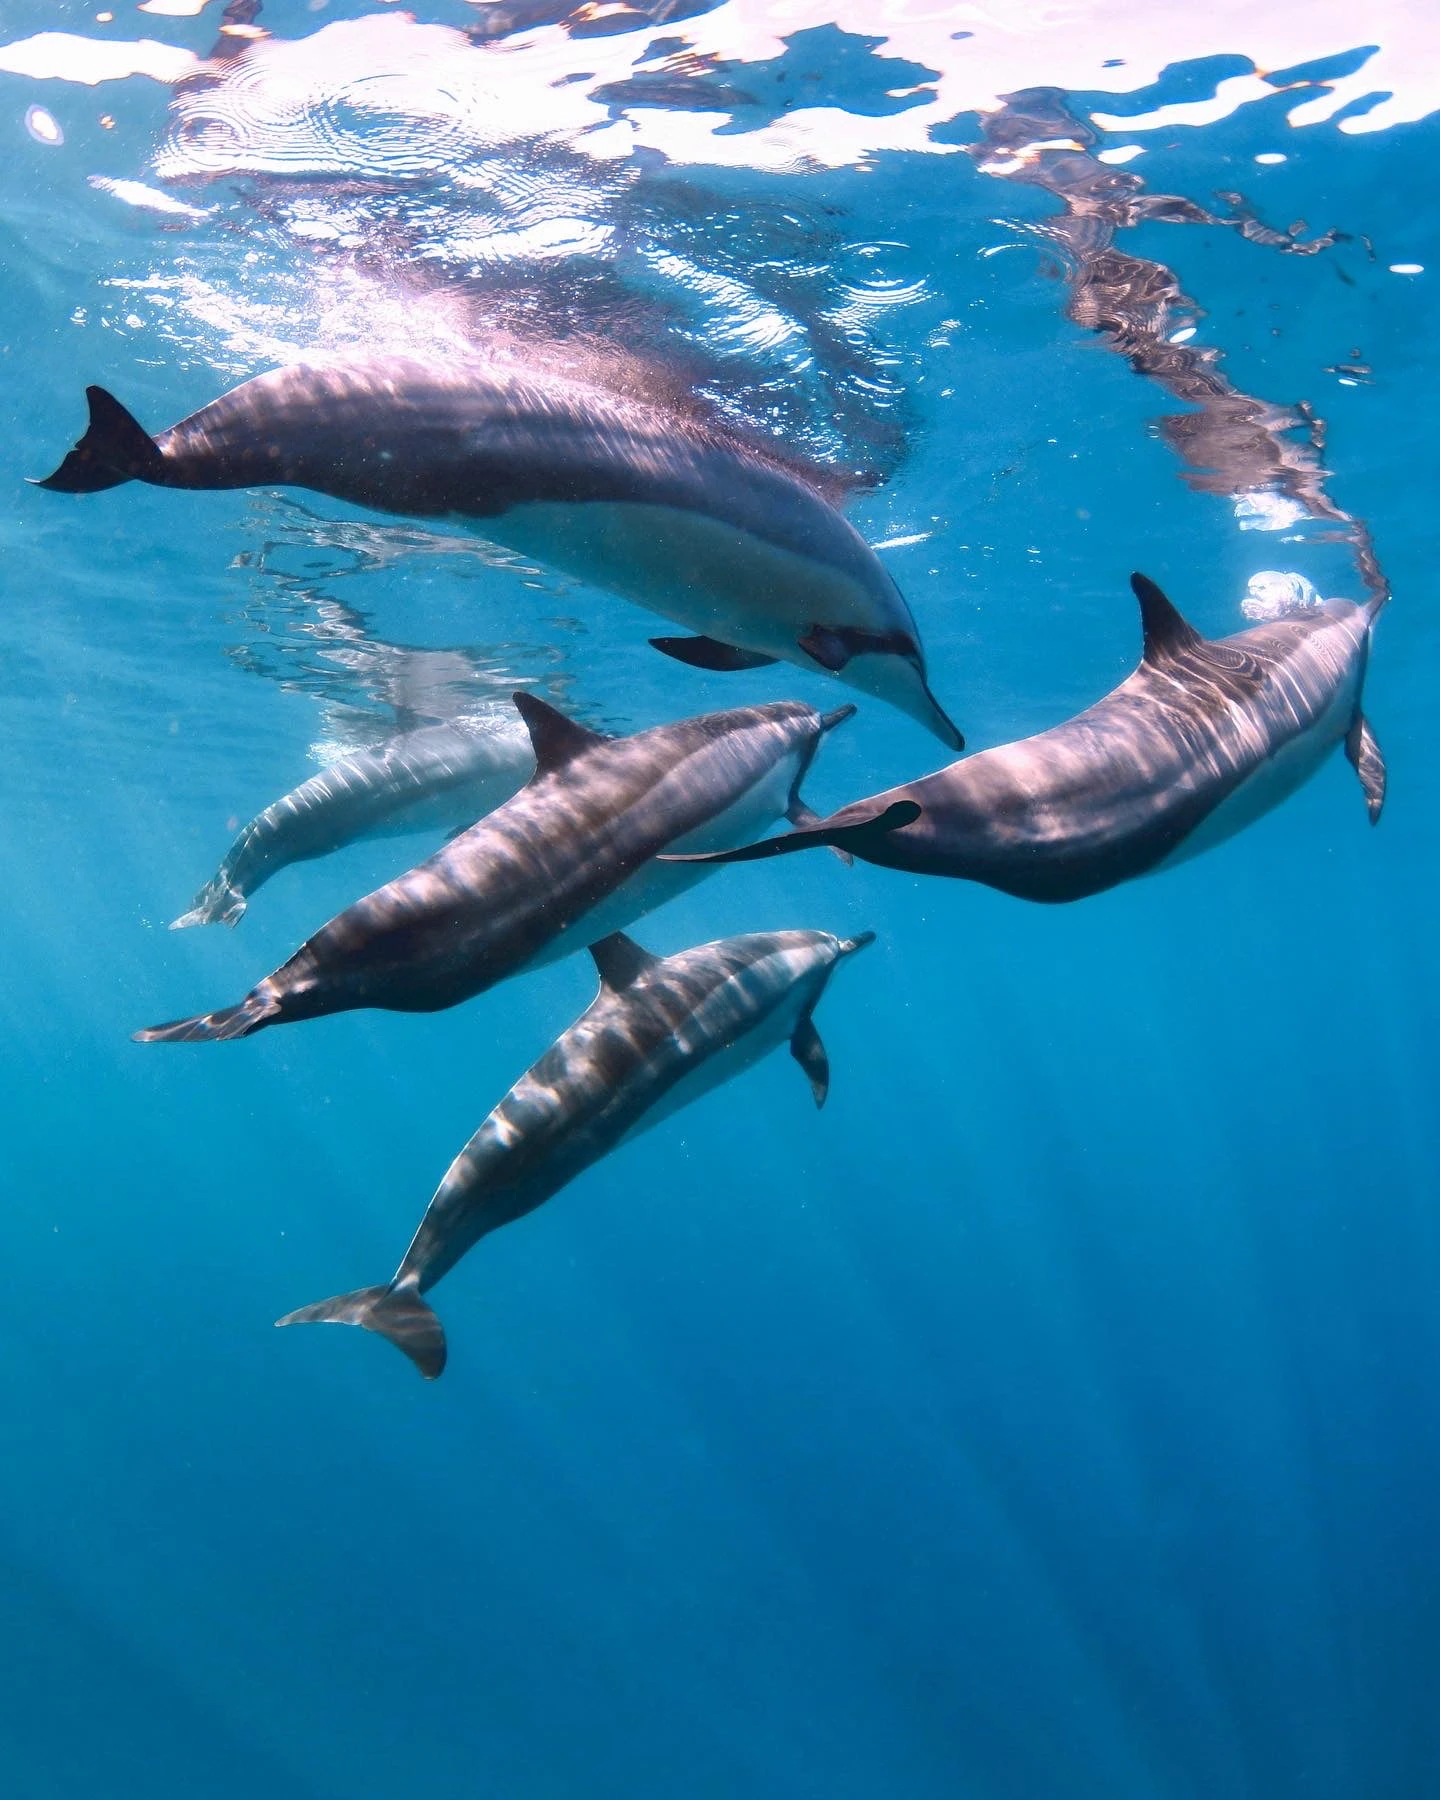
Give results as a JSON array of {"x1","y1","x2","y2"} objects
[{"x1": 1, "y1": 4, "x2": 1436, "y2": 1795}]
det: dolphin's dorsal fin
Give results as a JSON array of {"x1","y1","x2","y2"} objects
[
  {"x1": 589, "y1": 932, "x2": 659, "y2": 991},
  {"x1": 512, "y1": 693, "x2": 608, "y2": 775},
  {"x1": 1131, "y1": 573, "x2": 1203, "y2": 663},
  {"x1": 790, "y1": 1014, "x2": 830, "y2": 1108}
]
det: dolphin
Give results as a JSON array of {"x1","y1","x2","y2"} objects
[
  {"x1": 664, "y1": 574, "x2": 1386, "y2": 902},
  {"x1": 172, "y1": 711, "x2": 536, "y2": 928},
  {"x1": 276, "y1": 925, "x2": 873, "y2": 1377},
  {"x1": 135, "y1": 693, "x2": 867, "y2": 1042},
  {"x1": 36, "y1": 357, "x2": 963, "y2": 748}
]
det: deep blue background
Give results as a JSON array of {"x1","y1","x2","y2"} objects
[{"x1": 0, "y1": 7, "x2": 1436, "y2": 1796}]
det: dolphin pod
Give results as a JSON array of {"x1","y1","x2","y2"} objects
[
  {"x1": 135, "y1": 693, "x2": 867, "y2": 1042},
  {"x1": 36, "y1": 357, "x2": 964, "y2": 749},
  {"x1": 36, "y1": 335, "x2": 1391, "y2": 1380},
  {"x1": 172, "y1": 711, "x2": 538, "y2": 928},
  {"x1": 277, "y1": 927, "x2": 872, "y2": 1377},
  {"x1": 664, "y1": 575, "x2": 1386, "y2": 901}
]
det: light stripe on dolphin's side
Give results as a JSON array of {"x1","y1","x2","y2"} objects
[
  {"x1": 664, "y1": 574, "x2": 1386, "y2": 902},
  {"x1": 134, "y1": 693, "x2": 854, "y2": 1042},
  {"x1": 35, "y1": 358, "x2": 964, "y2": 748},
  {"x1": 276, "y1": 926, "x2": 874, "y2": 1377},
  {"x1": 172, "y1": 711, "x2": 537, "y2": 928}
]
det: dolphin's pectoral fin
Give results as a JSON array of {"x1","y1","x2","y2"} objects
[
  {"x1": 589, "y1": 931, "x2": 660, "y2": 992},
  {"x1": 790, "y1": 1014, "x2": 830, "y2": 1108},
  {"x1": 1345, "y1": 711, "x2": 1386, "y2": 823},
  {"x1": 276, "y1": 1277, "x2": 446, "y2": 1379},
  {"x1": 649, "y1": 635, "x2": 779, "y2": 672},
  {"x1": 659, "y1": 798, "x2": 922, "y2": 867},
  {"x1": 511, "y1": 692, "x2": 609, "y2": 777},
  {"x1": 1131, "y1": 572, "x2": 1203, "y2": 665},
  {"x1": 787, "y1": 797, "x2": 853, "y2": 866},
  {"x1": 34, "y1": 386, "x2": 166, "y2": 493},
  {"x1": 797, "y1": 624, "x2": 851, "y2": 672}
]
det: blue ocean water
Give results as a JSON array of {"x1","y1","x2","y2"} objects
[{"x1": 1, "y1": 4, "x2": 1437, "y2": 1795}]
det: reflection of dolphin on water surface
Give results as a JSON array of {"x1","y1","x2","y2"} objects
[
  {"x1": 278, "y1": 925, "x2": 873, "y2": 1378},
  {"x1": 37, "y1": 356, "x2": 963, "y2": 747},
  {"x1": 667, "y1": 575, "x2": 1386, "y2": 902}
]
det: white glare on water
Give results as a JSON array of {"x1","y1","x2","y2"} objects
[{"x1": 24, "y1": 103, "x2": 62, "y2": 145}]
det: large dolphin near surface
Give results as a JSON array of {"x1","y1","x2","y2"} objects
[
  {"x1": 136, "y1": 694, "x2": 869, "y2": 1042},
  {"x1": 36, "y1": 357, "x2": 964, "y2": 748},
  {"x1": 277, "y1": 926, "x2": 873, "y2": 1377},
  {"x1": 666, "y1": 575, "x2": 1386, "y2": 902},
  {"x1": 172, "y1": 711, "x2": 537, "y2": 928}
]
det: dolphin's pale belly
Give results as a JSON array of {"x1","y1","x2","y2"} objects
[
  {"x1": 1152, "y1": 665, "x2": 1361, "y2": 873},
  {"x1": 471, "y1": 501, "x2": 889, "y2": 655},
  {"x1": 520, "y1": 747, "x2": 805, "y2": 973},
  {"x1": 620, "y1": 963, "x2": 816, "y2": 1147}
]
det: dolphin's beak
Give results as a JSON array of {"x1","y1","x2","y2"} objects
[
  {"x1": 840, "y1": 930, "x2": 877, "y2": 956},
  {"x1": 918, "y1": 681, "x2": 965, "y2": 753},
  {"x1": 841, "y1": 652, "x2": 965, "y2": 752}
]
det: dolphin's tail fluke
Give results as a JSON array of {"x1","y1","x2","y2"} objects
[
  {"x1": 170, "y1": 874, "x2": 246, "y2": 930},
  {"x1": 133, "y1": 989, "x2": 279, "y2": 1043},
  {"x1": 34, "y1": 386, "x2": 166, "y2": 493},
  {"x1": 276, "y1": 1278, "x2": 446, "y2": 1379},
  {"x1": 662, "y1": 799, "x2": 921, "y2": 867}
]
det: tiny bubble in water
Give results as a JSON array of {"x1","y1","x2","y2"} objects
[{"x1": 25, "y1": 106, "x2": 63, "y2": 147}]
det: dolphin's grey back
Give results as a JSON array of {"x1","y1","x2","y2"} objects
[
  {"x1": 311, "y1": 707, "x2": 809, "y2": 949},
  {"x1": 154, "y1": 357, "x2": 899, "y2": 607},
  {"x1": 221, "y1": 699, "x2": 826, "y2": 1023}
]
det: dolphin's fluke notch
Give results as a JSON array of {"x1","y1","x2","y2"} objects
[
  {"x1": 34, "y1": 386, "x2": 165, "y2": 493},
  {"x1": 660, "y1": 799, "x2": 921, "y2": 867},
  {"x1": 277, "y1": 1279, "x2": 446, "y2": 1380},
  {"x1": 133, "y1": 991, "x2": 279, "y2": 1043}
]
